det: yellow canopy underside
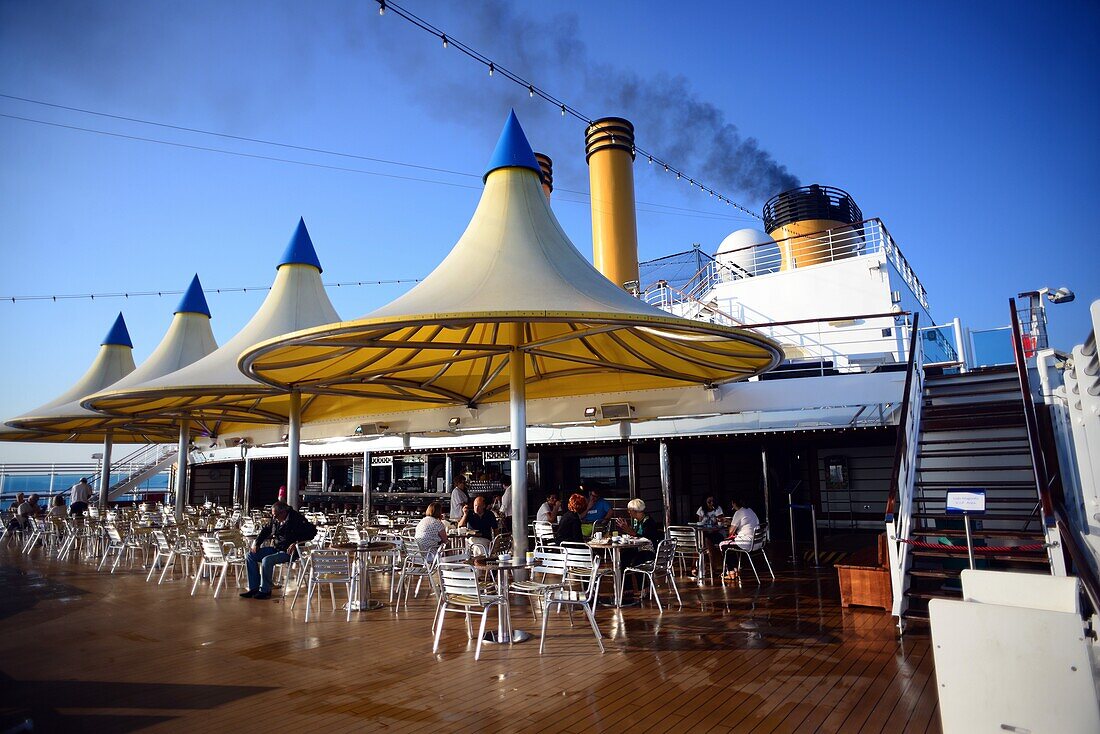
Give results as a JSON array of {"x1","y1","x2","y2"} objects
[
  {"x1": 0, "y1": 416, "x2": 179, "y2": 443},
  {"x1": 240, "y1": 311, "x2": 783, "y2": 420}
]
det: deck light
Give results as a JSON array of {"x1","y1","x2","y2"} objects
[{"x1": 448, "y1": 417, "x2": 461, "y2": 427}]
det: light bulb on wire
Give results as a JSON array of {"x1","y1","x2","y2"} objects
[
  {"x1": 488, "y1": 62, "x2": 494, "y2": 77},
  {"x1": 378, "y1": 0, "x2": 385, "y2": 16},
  {"x1": 528, "y1": 85, "x2": 534, "y2": 98},
  {"x1": 441, "y1": 34, "x2": 448, "y2": 49}
]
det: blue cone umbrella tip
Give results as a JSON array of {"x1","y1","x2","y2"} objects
[
  {"x1": 277, "y1": 217, "x2": 323, "y2": 273},
  {"x1": 102, "y1": 312, "x2": 133, "y2": 348},
  {"x1": 483, "y1": 110, "x2": 541, "y2": 182},
  {"x1": 174, "y1": 274, "x2": 211, "y2": 317}
]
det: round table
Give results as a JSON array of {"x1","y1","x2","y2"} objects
[
  {"x1": 478, "y1": 557, "x2": 539, "y2": 644},
  {"x1": 332, "y1": 541, "x2": 397, "y2": 611},
  {"x1": 587, "y1": 538, "x2": 653, "y2": 607}
]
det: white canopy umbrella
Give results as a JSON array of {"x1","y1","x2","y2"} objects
[
  {"x1": 4, "y1": 276, "x2": 220, "y2": 505},
  {"x1": 88, "y1": 220, "x2": 340, "y2": 512},
  {"x1": 241, "y1": 112, "x2": 783, "y2": 557}
]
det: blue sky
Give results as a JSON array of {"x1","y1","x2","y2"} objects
[{"x1": 1, "y1": 0, "x2": 1097, "y2": 462}]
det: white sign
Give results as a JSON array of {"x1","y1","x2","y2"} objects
[{"x1": 946, "y1": 490, "x2": 986, "y2": 515}]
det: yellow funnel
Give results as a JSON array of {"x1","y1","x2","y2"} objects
[{"x1": 585, "y1": 117, "x2": 640, "y2": 290}]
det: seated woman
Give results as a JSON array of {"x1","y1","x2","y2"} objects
[
  {"x1": 615, "y1": 498, "x2": 664, "y2": 564},
  {"x1": 47, "y1": 495, "x2": 67, "y2": 519},
  {"x1": 414, "y1": 501, "x2": 447, "y2": 559},
  {"x1": 553, "y1": 493, "x2": 587, "y2": 544}
]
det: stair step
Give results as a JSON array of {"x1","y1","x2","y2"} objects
[
  {"x1": 917, "y1": 448, "x2": 1030, "y2": 458},
  {"x1": 908, "y1": 568, "x2": 961, "y2": 580},
  {"x1": 901, "y1": 609, "x2": 930, "y2": 621},
  {"x1": 910, "y1": 528, "x2": 1044, "y2": 539},
  {"x1": 915, "y1": 465, "x2": 1034, "y2": 473},
  {"x1": 911, "y1": 512, "x2": 1036, "y2": 521},
  {"x1": 905, "y1": 589, "x2": 962, "y2": 601},
  {"x1": 923, "y1": 384, "x2": 1021, "y2": 400},
  {"x1": 920, "y1": 436, "x2": 1028, "y2": 446},
  {"x1": 921, "y1": 416, "x2": 1027, "y2": 431},
  {"x1": 909, "y1": 549, "x2": 1048, "y2": 563},
  {"x1": 915, "y1": 479, "x2": 1036, "y2": 488}
]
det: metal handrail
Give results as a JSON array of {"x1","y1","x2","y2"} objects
[
  {"x1": 1009, "y1": 298, "x2": 1100, "y2": 614},
  {"x1": 885, "y1": 313, "x2": 921, "y2": 519}
]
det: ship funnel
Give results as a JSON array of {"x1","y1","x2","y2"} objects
[
  {"x1": 762, "y1": 184, "x2": 863, "y2": 270},
  {"x1": 585, "y1": 117, "x2": 640, "y2": 290},
  {"x1": 534, "y1": 152, "x2": 554, "y2": 200}
]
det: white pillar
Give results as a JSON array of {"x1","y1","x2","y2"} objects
[
  {"x1": 98, "y1": 430, "x2": 114, "y2": 509},
  {"x1": 509, "y1": 328, "x2": 528, "y2": 559},
  {"x1": 242, "y1": 457, "x2": 253, "y2": 512},
  {"x1": 287, "y1": 389, "x2": 302, "y2": 509},
  {"x1": 659, "y1": 440, "x2": 672, "y2": 529},
  {"x1": 232, "y1": 464, "x2": 241, "y2": 507},
  {"x1": 362, "y1": 450, "x2": 372, "y2": 520},
  {"x1": 174, "y1": 420, "x2": 190, "y2": 519}
]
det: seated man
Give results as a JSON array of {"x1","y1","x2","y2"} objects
[
  {"x1": 242, "y1": 500, "x2": 317, "y2": 600},
  {"x1": 536, "y1": 493, "x2": 560, "y2": 524},
  {"x1": 458, "y1": 495, "x2": 497, "y2": 556},
  {"x1": 718, "y1": 497, "x2": 761, "y2": 577},
  {"x1": 582, "y1": 487, "x2": 612, "y2": 533}
]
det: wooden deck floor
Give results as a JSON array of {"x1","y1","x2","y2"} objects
[{"x1": 0, "y1": 547, "x2": 940, "y2": 733}]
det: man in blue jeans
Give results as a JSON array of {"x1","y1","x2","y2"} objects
[{"x1": 242, "y1": 500, "x2": 316, "y2": 600}]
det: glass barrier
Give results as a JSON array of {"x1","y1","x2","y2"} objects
[
  {"x1": 970, "y1": 326, "x2": 1014, "y2": 367},
  {"x1": 919, "y1": 324, "x2": 959, "y2": 365}
]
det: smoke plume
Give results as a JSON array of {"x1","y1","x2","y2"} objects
[{"x1": 369, "y1": 0, "x2": 800, "y2": 202}]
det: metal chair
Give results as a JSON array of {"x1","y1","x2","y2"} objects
[
  {"x1": 539, "y1": 555, "x2": 605, "y2": 654},
  {"x1": 190, "y1": 536, "x2": 244, "y2": 598},
  {"x1": 303, "y1": 550, "x2": 357, "y2": 622},
  {"x1": 509, "y1": 545, "x2": 567, "y2": 620},
  {"x1": 721, "y1": 525, "x2": 775, "y2": 582},
  {"x1": 668, "y1": 525, "x2": 707, "y2": 578},
  {"x1": 394, "y1": 540, "x2": 440, "y2": 605},
  {"x1": 621, "y1": 539, "x2": 682, "y2": 611},
  {"x1": 146, "y1": 530, "x2": 174, "y2": 582},
  {"x1": 433, "y1": 562, "x2": 508, "y2": 661},
  {"x1": 561, "y1": 542, "x2": 611, "y2": 600},
  {"x1": 533, "y1": 521, "x2": 555, "y2": 549}
]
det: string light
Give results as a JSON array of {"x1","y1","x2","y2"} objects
[
  {"x1": 375, "y1": 0, "x2": 763, "y2": 219},
  {"x1": 2, "y1": 278, "x2": 423, "y2": 305}
]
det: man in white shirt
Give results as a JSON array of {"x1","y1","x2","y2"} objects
[
  {"x1": 449, "y1": 475, "x2": 469, "y2": 520},
  {"x1": 723, "y1": 497, "x2": 761, "y2": 550},
  {"x1": 70, "y1": 477, "x2": 93, "y2": 515}
]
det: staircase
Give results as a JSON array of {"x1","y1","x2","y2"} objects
[
  {"x1": 902, "y1": 367, "x2": 1051, "y2": 622},
  {"x1": 88, "y1": 444, "x2": 178, "y2": 501}
]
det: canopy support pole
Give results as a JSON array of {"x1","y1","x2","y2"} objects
[
  {"x1": 232, "y1": 464, "x2": 241, "y2": 507},
  {"x1": 175, "y1": 420, "x2": 190, "y2": 520},
  {"x1": 659, "y1": 440, "x2": 672, "y2": 530},
  {"x1": 287, "y1": 389, "x2": 301, "y2": 509},
  {"x1": 362, "y1": 450, "x2": 371, "y2": 521},
  {"x1": 509, "y1": 330, "x2": 528, "y2": 560},
  {"x1": 242, "y1": 457, "x2": 252, "y2": 512},
  {"x1": 97, "y1": 429, "x2": 113, "y2": 509}
]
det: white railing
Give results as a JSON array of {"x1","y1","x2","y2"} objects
[
  {"x1": 90, "y1": 443, "x2": 176, "y2": 493},
  {"x1": 642, "y1": 218, "x2": 929, "y2": 311},
  {"x1": 886, "y1": 325, "x2": 926, "y2": 623}
]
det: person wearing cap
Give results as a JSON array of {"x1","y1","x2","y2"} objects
[{"x1": 69, "y1": 478, "x2": 93, "y2": 516}]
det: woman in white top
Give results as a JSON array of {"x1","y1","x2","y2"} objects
[
  {"x1": 47, "y1": 495, "x2": 68, "y2": 519},
  {"x1": 414, "y1": 502, "x2": 448, "y2": 557}
]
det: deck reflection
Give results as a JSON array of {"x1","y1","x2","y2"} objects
[{"x1": 0, "y1": 549, "x2": 938, "y2": 733}]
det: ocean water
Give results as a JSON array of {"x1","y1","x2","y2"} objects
[{"x1": 1, "y1": 473, "x2": 169, "y2": 504}]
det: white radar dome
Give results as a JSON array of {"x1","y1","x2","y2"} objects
[{"x1": 716, "y1": 229, "x2": 780, "y2": 277}]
